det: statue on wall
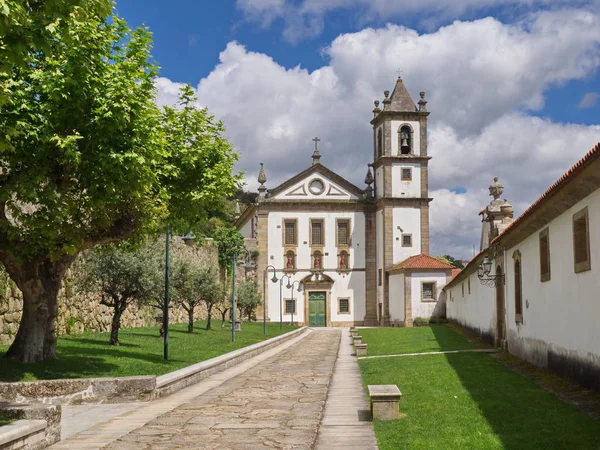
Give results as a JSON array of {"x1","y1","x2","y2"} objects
[
  {"x1": 339, "y1": 252, "x2": 348, "y2": 269},
  {"x1": 286, "y1": 251, "x2": 295, "y2": 269},
  {"x1": 313, "y1": 252, "x2": 322, "y2": 269}
]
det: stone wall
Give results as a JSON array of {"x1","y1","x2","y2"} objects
[{"x1": 0, "y1": 238, "x2": 218, "y2": 346}]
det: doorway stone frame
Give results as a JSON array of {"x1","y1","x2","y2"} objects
[{"x1": 302, "y1": 280, "x2": 332, "y2": 327}]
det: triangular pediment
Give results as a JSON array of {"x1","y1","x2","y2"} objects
[{"x1": 268, "y1": 164, "x2": 363, "y2": 201}]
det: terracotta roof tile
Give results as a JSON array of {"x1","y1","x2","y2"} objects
[
  {"x1": 492, "y1": 142, "x2": 600, "y2": 245},
  {"x1": 451, "y1": 268, "x2": 462, "y2": 280},
  {"x1": 388, "y1": 254, "x2": 454, "y2": 272}
]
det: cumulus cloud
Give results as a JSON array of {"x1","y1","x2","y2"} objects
[
  {"x1": 578, "y1": 91, "x2": 599, "y2": 108},
  {"x1": 236, "y1": 0, "x2": 593, "y2": 42},
  {"x1": 156, "y1": 10, "x2": 600, "y2": 258}
]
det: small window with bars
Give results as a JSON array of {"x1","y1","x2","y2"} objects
[
  {"x1": 401, "y1": 168, "x2": 412, "y2": 181},
  {"x1": 285, "y1": 299, "x2": 296, "y2": 314},
  {"x1": 284, "y1": 220, "x2": 297, "y2": 246},
  {"x1": 337, "y1": 221, "x2": 350, "y2": 246},
  {"x1": 339, "y1": 298, "x2": 350, "y2": 314},
  {"x1": 422, "y1": 282, "x2": 436, "y2": 301},
  {"x1": 539, "y1": 228, "x2": 551, "y2": 281},
  {"x1": 311, "y1": 220, "x2": 324, "y2": 246},
  {"x1": 402, "y1": 234, "x2": 412, "y2": 247},
  {"x1": 572, "y1": 207, "x2": 590, "y2": 273}
]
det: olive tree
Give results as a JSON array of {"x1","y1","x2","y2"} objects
[
  {"x1": 79, "y1": 243, "x2": 162, "y2": 345},
  {"x1": 0, "y1": 11, "x2": 241, "y2": 362},
  {"x1": 237, "y1": 279, "x2": 261, "y2": 322}
]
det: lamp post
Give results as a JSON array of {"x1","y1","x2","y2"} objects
[
  {"x1": 287, "y1": 280, "x2": 303, "y2": 326},
  {"x1": 231, "y1": 253, "x2": 237, "y2": 342},
  {"x1": 263, "y1": 265, "x2": 279, "y2": 335},
  {"x1": 163, "y1": 228, "x2": 170, "y2": 361}
]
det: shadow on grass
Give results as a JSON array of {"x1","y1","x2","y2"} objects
[
  {"x1": 431, "y1": 326, "x2": 600, "y2": 449},
  {"x1": 64, "y1": 338, "x2": 142, "y2": 348}
]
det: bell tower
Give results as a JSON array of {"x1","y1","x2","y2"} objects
[{"x1": 370, "y1": 76, "x2": 431, "y2": 326}]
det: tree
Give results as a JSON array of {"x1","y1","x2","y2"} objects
[
  {"x1": 213, "y1": 226, "x2": 245, "y2": 328},
  {"x1": 171, "y1": 250, "x2": 221, "y2": 333},
  {"x1": 0, "y1": 12, "x2": 241, "y2": 362},
  {"x1": 79, "y1": 243, "x2": 162, "y2": 345},
  {"x1": 435, "y1": 255, "x2": 465, "y2": 269},
  {"x1": 236, "y1": 279, "x2": 261, "y2": 322}
]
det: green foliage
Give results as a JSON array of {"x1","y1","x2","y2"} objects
[
  {"x1": 435, "y1": 255, "x2": 464, "y2": 269},
  {"x1": 236, "y1": 279, "x2": 261, "y2": 321},
  {"x1": 65, "y1": 316, "x2": 82, "y2": 335},
  {"x1": 0, "y1": 321, "x2": 298, "y2": 381},
  {"x1": 213, "y1": 226, "x2": 245, "y2": 271}
]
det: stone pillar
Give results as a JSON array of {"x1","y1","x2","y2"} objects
[
  {"x1": 256, "y1": 209, "x2": 269, "y2": 322},
  {"x1": 404, "y1": 273, "x2": 413, "y2": 327},
  {"x1": 420, "y1": 203, "x2": 430, "y2": 255},
  {"x1": 382, "y1": 206, "x2": 393, "y2": 326}
]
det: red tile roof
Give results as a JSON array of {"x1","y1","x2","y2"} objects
[
  {"x1": 491, "y1": 142, "x2": 600, "y2": 245},
  {"x1": 388, "y1": 254, "x2": 455, "y2": 272},
  {"x1": 451, "y1": 268, "x2": 462, "y2": 280}
]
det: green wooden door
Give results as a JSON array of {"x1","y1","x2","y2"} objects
[{"x1": 309, "y1": 292, "x2": 326, "y2": 327}]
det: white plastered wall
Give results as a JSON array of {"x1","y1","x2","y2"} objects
[
  {"x1": 410, "y1": 272, "x2": 447, "y2": 319},
  {"x1": 388, "y1": 273, "x2": 405, "y2": 322},
  {"x1": 393, "y1": 207, "x2": 421, "y2": 264},
  {"x1": 391, "y1": 162, "x2": 421, "y2": 198},
  {"x1": 504, "y1": 188, "x2": 600, "y2": 370},
  {"x1": 376, "y1": 210, "x2": 384, "y2": 313}
]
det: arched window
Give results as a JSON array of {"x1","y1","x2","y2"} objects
[
  {"x1": 377, "y1": 128, "x2": 383, "y2": 158},
  {"x1": 514, "y1": 254, "x2": 523, "y2": 323},
  {"x1": 399, "y1": 125, "x2": 412, "y2": 155},
  {"x1": 313, "y1": 250, "x2": 323, "y2": 270},
  {"x1": 285, "y1": 250, "x2": 296, "y2": 270}
]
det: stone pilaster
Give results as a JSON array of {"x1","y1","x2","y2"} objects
[
  {"x1": 363, "y1": 206, "x2": 378, "y2": 326},
  {"x1": 404, "y1": 273, "x2": 413, "y2": 327},
  {"x1": 384, "y1": 120, "x2": 392, "y2": 156},
  {"x1": 420, "y1": 204, "x2": 430, "y2": 255},
  {"x1": 382, "y1": 206, "x2": 394, "y2": 326},
  {"x1": 256, "y1": 209, "x2": 269, "y2": 321},
  {"x1": 419, "y1": 116, "x2": 428, "y2": 157}
]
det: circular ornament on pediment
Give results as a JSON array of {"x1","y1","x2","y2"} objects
[{"x1": 308, "y1": 178, "x2": 325, "y2": 195}]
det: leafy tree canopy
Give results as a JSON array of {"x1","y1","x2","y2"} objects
[
  {"x1": 435, "y1": 255, "x2": 465, "y2": 269},
  {"x1": 213, "y1": 226, "x2": 245, "y2": 270}
]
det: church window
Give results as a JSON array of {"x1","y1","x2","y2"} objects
[
  {"x1": 514, "y1": 251, "x2": 523, "y2": 323},
  {"x1": 285, "y1": 299, "x2": 296, "y2": 314},
  {"x1": 401, "y1": 168, "x2": 412, "y2": 181},
  {"x1": 338, "y1": 298, "x2": 350, "y2": 314},
  {"x1": 399, "y1": 125, "x2": 412, "y2": 155},
  {"x1": 539, "y1": 228, "x2": 551, "y2": 282},
  {"x1": 312, "y1": 250, "x2": 323, "y2": 270},
  {"x1": 402, "y1": 234, "x2": 412, "y2": 247},
  {"x1": 461, "y1": 283, "x2": 464, "y2": 298},
  {"x1": 285, "y1": 250, "x2": 296, "y2": 270},
  {"x1": 468, "y1": 277, "x2": 471, "y2": 295},
  {"x1": 378, "y1": 269, "x2": 382, "y2": 286},
  {"x1": 308, "y1": 178, "x2": 325, "y2": 195},
  {"x1": 377, "y1": 128, "x2": 383, "y2": 158},
  {"x1": 573, "y1": 207, "x2": 591, "y2": 273},
  {"x1": 338, "y1": 250, "x2": 349, "y2": 270},
  {"x1": 284, "y1": 220, "x2": 297, "y2": 246},
  {"x1": 422, "y1": 282, "x2": 436, "y2": 302},
  {"x1": 337, "y1": 220, "x2": 350, "y2": 246},
  {"x1": 311, "y1": 220, "x2": 324, "y2": 246}
]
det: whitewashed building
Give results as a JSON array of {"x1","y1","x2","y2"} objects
[
  {"x1": 445, "y1": 143, "x2": 600, "y2": 391},
  {"x1": 236, "y1": 77, "x2": 455, "y2": 327}
]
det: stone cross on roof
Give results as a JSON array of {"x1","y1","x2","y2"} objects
[{"x1": 312, "y1": 136, "x2": 321, "y2": 165}]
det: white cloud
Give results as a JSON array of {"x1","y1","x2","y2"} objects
[
  {"x1": 156, "y1": 10, "x2": 600, "y2": 258},
  {"x1": 236, "y1": 0, "x2": 593, "y2": 42},
  {"x1": 578, "y1": 91, "x2": 599, "y2": 108}
]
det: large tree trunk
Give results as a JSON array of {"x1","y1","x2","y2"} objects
[
  {"x1": 4, "y1": 257, "x2": 74, "y2": 363},
  {"x1": 187, "y1": 305, "x2": 194, "y2": 333}
]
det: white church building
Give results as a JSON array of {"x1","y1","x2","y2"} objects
[{"x1": 236, "y1": 77, "x2": 455, "y2": 327}]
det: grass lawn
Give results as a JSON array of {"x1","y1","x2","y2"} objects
[
  {"x1": 0, "y1": 321, "x2": 297, "y2": 382},
  {"x1": 359, "y1": 326, "x2": 600, "y2": 450},
  {"x1": 359, "y1": 325, "x2": 478, "y2": 356},
  {"x1": 0, "y1": 418, "x2": 14, "y2": 426}
]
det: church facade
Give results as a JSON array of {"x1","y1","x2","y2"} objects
[{"x1": 236, "y1": 77, "x2": 454, "y2": 327}]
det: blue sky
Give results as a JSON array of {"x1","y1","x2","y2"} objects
[{"x1": 117, "y1": 0, "x2": 600, "y2": 258}]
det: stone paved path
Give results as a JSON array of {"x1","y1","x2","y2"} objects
[
  {"x1": 102, "y1": 329, "x2": 340, "y2": 449},
  {"x1": 315, "y1": 329, "x2": 378, "y2": 449}
]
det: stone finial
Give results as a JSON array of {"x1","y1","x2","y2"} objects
[
  {"x1": 364, "y1": 165, "x2": 374, "y2": 198},
  {"x1": 234, "y1": 200, "x2": 241, "y2": 216},
  {"x1": 373, "y1": 100, "x2": 382, "y2": 118},
  {"x1": 258, "y1": 163, "x2": 267, "y2": 201},
  {"x1": 489, "y1": 177, "x2": 503, "y2": 200},
  {"x1": 418, "y1": 91, "x2": 428, "y2": 112},
  {"x1": 384, "y1": 90, "x2": 390, "y2": 99},
  {"x1": 312, "y1": 136, "x2": 322, "y2": 165}
]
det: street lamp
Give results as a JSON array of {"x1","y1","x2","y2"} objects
[
  {"x1": 262, "y1": 265, "x2": 279, "y2": 335},
  {"x1": 477, "y1": 255, "x2": 504, "y2": 288},
  {"x1": 287, "y1": 279, "x2": 303, "y2": 326},
  {"x1": 163, "y1": 228, "x2": 171, "y2": 361}
]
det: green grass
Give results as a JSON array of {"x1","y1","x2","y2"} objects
[
  {"x1": 0, "y1": 321, "x2": 297, "y2": 382},
  {"x1": 359, "y1": 325, "x2": 477, "y2": 356},
  {"x1": 359, "y1": 326, "x2": 600, "y2": 450},
  {"x1": 0, "y1": 418, "x2": 14, "y2": 426}
]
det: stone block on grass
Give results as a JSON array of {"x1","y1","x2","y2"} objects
[
  {"x1": 368, "y1": 385, "x2": 402, "y2": 420},
  {"x1": 355, "y1": 343, "x2": 367, "y2": 356},
  {"x1": 352, "y1": 335, "x2": 362, "y2": 345}
]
